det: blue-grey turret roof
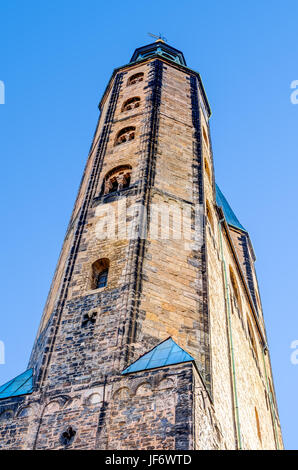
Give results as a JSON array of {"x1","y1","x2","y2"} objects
[{"x1": 216, "y1": 184, "x2": 247, "y2": 233}]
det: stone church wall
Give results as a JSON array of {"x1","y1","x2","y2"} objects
[{"x1": 0, "y1": 363, "x2": 221, "y2": 450}]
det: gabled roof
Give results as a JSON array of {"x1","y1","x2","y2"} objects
[
  {"x1": 0, "y1": 369, "x2": 33, "y2": 400},
  {"x1": 216, "y1": 184, "x2": 247, "y2": 233},
  {"x1": 122, "y1": 337, "x2": 194, "y2": 375}
]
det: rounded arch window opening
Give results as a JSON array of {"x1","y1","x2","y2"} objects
[
  {"x1": 122, "y1": 97, "x2": 140, "y2": 112},
  {"x1": 91, "y1": 258, "x2": 110, "y2": 290},
  {"x1": 102, "y1": 165, "x2": 132, "y2": 196},
  {"x1": 127, "y1": 73, "x2": 144, "y2": 86},
  {"x1": 115, "y1": 127, "x2": 136, "y2": 146}
]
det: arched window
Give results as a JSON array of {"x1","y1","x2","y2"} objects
[
  {"x1": 115, "y1": 127, "x2": 135, "y2": 145},
  {"x1": 91, "y1": 258, "x2": 109, "y2": 290},
  {"x1": 206, "y1": 200, "x2": 214, "y2": 232},
  {"x1": 247, "y1": 316, "x2": 258, "y2": 361},
  {"x1": 122, "y1": 97, "x2": 140, "y2": 112},
  {"x1": 255, "y1": 407, "x2": 262, "y2": 444},
  {"x1": 229, "y1": 267, "x2": 242, "y2": 316},
  {"x1": 204, "y1": 158, "x2": 212, "y2": 183},
  {"x1": 127, "y1": 73, "x2": 144, "y2": 86},
  {"x1": 102, "y1": 165, "x2": 132, "y2": 195}
]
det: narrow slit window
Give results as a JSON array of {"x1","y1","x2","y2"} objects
[
  {"x1": 96, "y1": 269, "x2": 108, "y2": 289},
  {"x1": 91, "y1": 259, "x2": 109, "y2": 290},
  {"x1": 247, "y1": 316, "x2": 258, "y2": 361},
  {"x1": 229, "y1": 267, "x2": 242, "y2": 317},
  {"x1": 204, "y1": 158, "x2": 212, "y2": 183},
  {"x1": 202, "y1": 126, "x2": 209, "y2": 148},
  {"x1": 206, "y1": 200, "x2": 214, "y2": 232},
  {"x1": 255, "y1": 407, "x2": 262, "y2": 444}
]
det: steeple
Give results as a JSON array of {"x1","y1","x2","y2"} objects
[{"x1": 0, "y1": 39, "x2": 283, "y2": 451}]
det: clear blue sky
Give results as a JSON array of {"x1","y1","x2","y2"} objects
[{"x1": 0, "y1": 0, "x2": 297, "y2": 449}]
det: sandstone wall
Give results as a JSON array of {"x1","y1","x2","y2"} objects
[{"x1": 0, "y1": 54, "x2": 283, "y2": 450}]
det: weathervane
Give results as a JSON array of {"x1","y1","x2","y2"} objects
[{"x1": 148, "y1": 32, "x2": 168, "y2": 43}]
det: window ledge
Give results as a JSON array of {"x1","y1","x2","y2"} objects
[
  {"x1": 85, "y1": 287, "x2": 108, "y2": 296},
  {"x1": 93, "y1": 185, "x2": 138, "y2": 206}
]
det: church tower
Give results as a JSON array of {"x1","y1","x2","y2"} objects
[{"x1": 0, "y1": 40, "x2": 283, "y2": 450}]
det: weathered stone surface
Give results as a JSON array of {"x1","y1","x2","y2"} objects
[{"x1": 0, "y1": 45, "x2": 283, "y2": 450}]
